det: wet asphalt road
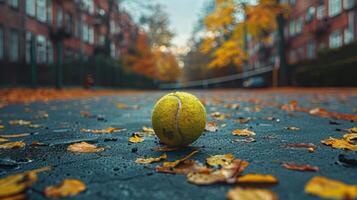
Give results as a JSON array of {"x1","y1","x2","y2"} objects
[{"x1": 0, "y1": 90, "x2": 357, "y2": 200}]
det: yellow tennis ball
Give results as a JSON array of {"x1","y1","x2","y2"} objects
[{"x1": 152, "y1": 92, "x2": 206, "y2": 147}]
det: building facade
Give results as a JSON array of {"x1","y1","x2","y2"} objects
[{"x1": 0, "y1": 0, "x2": 138, "y2": 84}]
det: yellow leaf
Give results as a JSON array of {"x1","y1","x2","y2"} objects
[
  {"x1": 0, "y1": 138, "x2": 9, "y2": 142},
  {"x1": 0, "y1": 167, "x2": 51, "y2": 198},
  {"x1": 206, "y1": 154, "x2": 234, "y2": 167},
  {"x1": 80, "y1": 127, "x2": 126, "y2": 134},
  {"x1": 285, "y1": 127, "x2": 300, "y2": 131},
  {"x1": 0, "y1": 141, "x2": 25, "y2": 149},
  {"x1": 135, "y1": 154, "x2": 167, "y2": 164},
  {"x1": 0, "y1": 133, "x2": 30, "y2": 138},
  {"x1": 163, "y1": 150, "x2": 199, "y2": 168},
  {"x1": 232, "y1": 129, "x2": 256, "y2": 136},
  {"x1": 0, "y1": 125, "x2": 4, "y2": 129},
  {"x1": 343, "y1": 133, "x2": 357, "y2": 143},
  {"x1": 321, "y1": 137, "x2": 357, "y2": 151},
  {"x1": 9, "y1": 120, "x2": 31, "y2": 126},
  {"x1": 129, "y1": 134, "x2": 144, "y2": 143},
  {"x1": 44, "y1": 179, "x2": 86, "y2": 198},
  {"x1": 305, "y1": 176, "x2": 357, "y2": 200},
  {"x1": 116, "y1": 103, "x2": 129, "y2": 109},
  {"x1": 67, "y1": 142, "x2": 104, "y2": 153},
  {"x1": 227, "y1": 187, "x2": 278, "y2": 200},
  {"x1": 349, "y1": 127, "x2": 357, "y2": 133},
  {"x1": 142, "y1": 126, "x2": 154, "y2": 133},
  {"x1": 237, "y1": 174, "x2": 278, "y2": 184}
]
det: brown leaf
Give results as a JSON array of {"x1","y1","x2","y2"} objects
[
  {"x1": 210, "y1": 112, "x2": 226, "y2": 120},
  {"x1": 135, "y1": 154, "x2": 167, "y2": 164},
  {"x1": 233, "y1": 138, "x2": 256, "y2": 143},
  {"x1": 0, "y1": 141, "x2": 26, "y2": 149},
  {"x1": 80, "y1": 111, "x2": 92, "y2": 118},
  {"x1": 0, "y1": 133, "x2": 30, "y2": 138},
  {"x1": 128, "y1": 134, "x2": 144, "y2": 143},
  {"x1": 236, "y1": 174, "x2": 278, "y2": 185},
  {"x1": 321, "y1": 137, "x2": 357, "y2": 151},
  {"x1": 284, "y1": 143, "x2": 317, "y2": 151},
  {"x1": 232, "y1": 129, "x2": 256, "y2": 136},
  {"x1": 67, "y1": 142, "x2": 104, "y2": 153},
  {"x1": 80, "y1": 127, "x2": 126, "y2": 134},
  {"x1": 224, "y1": 103, "x2": 240, "y2": 110},
  {"x1": 9, "y1": 120, "x2": 32, "y2": 126},
  {"x1": 206, "y1": 154, "x2": 234, "y2": 167},
  {"x1": 163, "y1": 150, "x2": 199, "y2": 168},
  {"x1": 44, "y1": 179, "x2": 86, "y2": 198},
  {"x1": 281, "y1": 163, "x2": 319, "y2": 172},
  {"x1": 305, "y1": 176, "x2": 357, "y2": 199},
  {"x1": 205, "y1": 121, "x2": 219, "y2": 132},
  {"x1": 236, "y1": 117, "x2": 251, "y2": 124},
  {"x1": 227, "y1": 187, "x2": 278, "y2": 200},
  {"x1": 343, "y1": 133, "x2": 357, "y2": 143},
  {"x1": 0, "y1": 167, "x2": 51, "y2": 199},
  {"x1": 156, "y1": 160, "x2": 211, "y2": 174},
  {"x1": 284, "y1": 126, "x2": 300, "y2": 131}
]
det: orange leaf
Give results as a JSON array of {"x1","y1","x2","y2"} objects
[
  {"x1": 67, "y1": 142, "x2": 104, "y2": 153},
  {"x1": 44, "y1": 179, "x2": 86, "y2": 198}
]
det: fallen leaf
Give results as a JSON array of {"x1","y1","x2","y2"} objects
[
  {"x1": 0, "y1": 141, "x2": 25, "y2": 149},
  {"x1": 44, "y1": 179, "x2": 86, "y2": 198},
  {"x1": 28, "y1": 124, "x2": 42, "y2": 128},
  {"x1": 0, "y1": 133, "x2": 30, "y2": 138},
  {"x1": 67, "y1": 142, "x2": 104, "y2": 153},
  {"x1": 116, "y1": 103, "x2": 129, "y2": 109},
  {"x1": 236, "y1": 117, "x2": 251, "y2": 124},
  {"x1": 129, "y1": 134, "x2": 144, "y2": 143},
  {"x1": 205, "y1": 121, "x2": 219, "y2": 132},
  {"x1": 236, "y1": 174, "x2": 278, "y2": 185},
  {"x1": 281, "y1": 163, "x2": 319, "y2": 172},
  {"x1": 232, "y1": 129, "x2": 256, "y2": 136},
  {"x1": 285, "y1": 126, "x2": 300, "y2": 131},
  {"x1": 284, "y1": 143, "x2": 317, "y2": 151},
  {"x1": 305, "y1": 176, "x2": 357, "y2": 200},
  {"x1": 36, "y1": 111, "x2": 48, "y2": 119},
  {"x1": 80, "y1": 127, "x2": 126, "y2": 134},
  {"x1": 224, "y1": 103, "x2": 240, "y2": 110},
  {"x1": 233, "y1": 138, "x2": 256, "y2": 143},
  {"x1": 321, "y1": 137, "x2": 357, "y2": 151},
  {"x1": 9, "y1": 120, "x2": 31, "y2": 126},
  {"x1": 30, "y1": 141, "x2": 48, "y2": 147},
  {"x1": 0, "y1": 167, "x2": 51, "y2": 199},
  {"x1": 156, "y1": 160, "x2": 211, "y2": 174},
  {"x1": 80, "y1": 111, "x2": 93, "y2": 118},
  {"x1": 0, "y1": 138, "x2": 9, "y2": 142},
  {"x1": 135, "y1": 154, "x2": 167, "y2": 164},
  {"x1": 206, "y1": 154, "x2": 234, "y2": 167},
  {"x1": 163, "y1": 150, "x2": 199, "y2": 168},
  {"x1": 142, "y1": 126, "x2": 155, "y2": 133},
  {"x1": 227, "y1": 187, "x2": 278, "y2": 200},
  {"x1": 210, "y1": 112, "x2": 226, "y2": 120},
  {"x1": 187, "y1": 159, "x2": 249, "y2": 185},
  {"x1": 349, "y1": 127, "x2": 357, "y2": 133},
  {"x1": 151, "y1": 146, "x2": 180, "y2": 152},
  {"x1": 343, "y1": 133, "x2": 357, "y2": 143}
]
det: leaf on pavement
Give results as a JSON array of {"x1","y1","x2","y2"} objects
[
  {"x1": 128, "y1": 134, "x2": 144, "y2": 143},
  {"x1": 349, "y1": 127, "x2": 357, "y2": 133},
  {"x1": 80, "y1": 111, "x2": 93, "y2": 118},
  {"x1": 0, "y1": 166, "x2": 51, "y2": 199},
  {"x1": 227, "y1": 187, "x2": 278, "y2": 200},
  {"x1": 284, "y1": 143, "x2": 317, "y2": 152},
  {"x1": 0, "y1": 141, "x2": 25, "y2": 149},
  {"x1": 236, "y1": 174, "x2": 278, "y2": 185},
  {"x1": 305, "y1": 176, "x2": 357, "y2": 200},
  {"x1": 80, "y1": 127, "x2": 126, "y2": 134},
  {"x1": 187, "y1": 159, "x2": 249, "y2": 185},
  {"x1": 163, "y1": 150, "x2": 199, "y2": 168},
  {"x1": 343, "y1": 133, "x2": 357, "y2": 143},
  {"x1": 116, "y1": 103, "x2": 129, "y2": 109},
  {"x1": 206, "y1": 154, "x2": 234, "y2": 167},
  {"x1": 44, "y1": 179, "x2": 86, "y2": 198},
  {"x1": 224, "y1": 103, "x2": 240, "y2": 110},
  {"x1": 135, "y1": 154, "x2": 167, "y2": 164},
  {"x1": 233, "y1": 138, "x2": 256, "y2": 143},
  {"x1": 236, "y1": 117, "x2": 251, "y2": 124},
  {"x1": 67, "y1": 142, "x2": 104, "y2": 153},
  {"x1": 9, "y1": 120, "x2": 32, "y2": 126},
  {"x1": 142, "y1": 126, "x2": 154, "y2": 133},
  {"x1": 281, "y1": 163, "x2": 319, "y2": 172},
  {"x1": 36, "y1": 111, "x2": 49, "y2": 119},
  {"x1": 0, "y1": 138, "x2": 9, "y2": 142},
  {"x1": 0, "y1": 133, "x2": 30, "y2": 138},
  {"x1": 205, "y1": 121, "x2": 219, "y2": 132},
  {"x1": 151, "y1": 146, "x2": 180, "y2": 152},
  {"x1": 284, "y1": 126, "x2": 300, "y2": 131},
  {"x1": 321, "y1": 137, "x2": 357, "y2": 151},
  {"x1": 156, "y1": 160, "x2": 211, "y2": 175},
  {"x1": 232, "y1": 129, "x2": 256, "y2": 136},
  {"x1": 210, "y1": 112, "x2": 226, "y2": 120}
]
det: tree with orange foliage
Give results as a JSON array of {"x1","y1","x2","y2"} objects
[{"x1": 200, "y1": 0, "x2": 288, "y2": 70}]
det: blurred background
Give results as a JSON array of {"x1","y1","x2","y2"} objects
[{"x1": 0, "y1": 0, "x2": 356, "y2": 89}]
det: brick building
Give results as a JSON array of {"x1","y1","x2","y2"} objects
[
  {"x1": 247, "y1": 0, "x2": 356, "y2": 69},
  {"x1": 0, "y1": 0, "x2": 138, "y2": 84}
]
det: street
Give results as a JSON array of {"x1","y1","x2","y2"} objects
[{"x1": 1, "y1": 89, "x2": 357, "y2": 200}]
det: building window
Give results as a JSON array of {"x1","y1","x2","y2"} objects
[
  {"x1": 317, "y1": 4, "x2": 325, "y2": 19},
  {"x1": 295, "y1": 16, "x2": 303, "y2": 34},
  {"x1": 64, "y1": 12, "x2": 73, "y2": 33},
  {"x1": 36, "y1": 35, "x2": 46, "y2": 64},
  {"x1": 344, "y1": 11, "x2": 354, "y2": 44},
  {"x1": 328, "y1": 0, "x2": 342, "y2": 17},
  {"x1": 329, "y1": 30, "x2": 342, "y2": 48},
  {"x1": 89, "y1": 26, "x2": 94, "y2": 44},
  {"x1": 8, "y1": 0, "x2": 18, "y2": 8},
  {"x1": 26, "y1": 32, "x2": 33, "y2": 64},
  {"x1": 306, "y1": 7, "x2": 315, "y2": 22},
  {"x1": 36, "y1": 0, "x2": 47, "y2": 22},
  {"x1": 82, "y1": 23, "x2": 89, "y2": 42},
  {"x1": 47, "y1": 40, "x2": 54, "y2": 64},
  {"x1": 46, "y1": 0, "x2": 52, "y2": 24},
  {"x1": 56, "y1": 7, "x2": 63, "y2": 28},
  {"x1": 82, "y1": 0, "x2": 94, "y2": 13},
  {"x1": 344, "y1": 28, "x2": 353, "y2": 44},
  {"x1": 9, "y1": 30, "x2": 19, "y2": 62},
  {"x1": 307, "y1": 41, "x2": 316, "y2": 59},
  {"x1": 343, "y1": 0, "x2": 355, "y2": 9},
  {"x1": 290, "y1": 0, "x2": 296, "y2": 6},
  {"x1": 0, "y1": 27, "x2": 3, "y2": 60},
  {"x1": 26, "y1": 0, "x2": 36, "y2": 16},
  {"x1": 289, "y1": 19, "x2": 295, "y2": 36}
]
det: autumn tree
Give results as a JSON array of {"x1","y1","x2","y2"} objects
[{"x1": 200, "y1": 0, "x2": 288, "y2": 70}]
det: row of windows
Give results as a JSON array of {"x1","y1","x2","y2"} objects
[{"x1": 0, "y1": 27, "x2": 20, "y2": 62}]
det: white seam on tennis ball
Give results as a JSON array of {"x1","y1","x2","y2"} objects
[{"x1": 171, "y1": 94, "x2": 185, "y2": 146}]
